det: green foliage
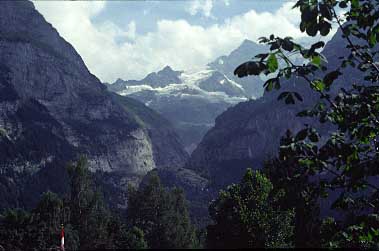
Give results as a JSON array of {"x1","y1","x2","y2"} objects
[
  {"x1": 234, "y1": 0, "x2": 379, "y2": 247},
  {"x1": 0, "y1": 156, "x2": 199, "y2": 249},
  {"x1": 0, "y1": 209, "x2": 32, "y2": 251},
  {"x1": 66, "y1": 156, "x2": 118, "y2": 249},
  {"x1": 110, "y1": 216, "x2": 148, "y2": 249},
  {"x1": 1, "y1": 157, "x2": 126, "y2": 250},
  {"x1": 30, "y1": 191, "x2": 69, "y2": 250},
  {"x1": 0, "y1": 193, "x2": 79, "y2": 251},
  {"x1": 123, "y1": 226, "x2": 149, "y2": 249},
  {"x1": 320, "y1": 214, "x2": 379, "y2": 249},
  {"x1": 206, "y1": 169, "x2": 294, "y2": 248},
  {"x1": 127, "y1": 173, "x2": 198, "y2": 249},
  {"x1": 267, "y1": 53, "x2": 278, "y2": 73}
]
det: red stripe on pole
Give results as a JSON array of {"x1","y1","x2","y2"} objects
[{"x1": 61, "y1": 225, "x2": 65, "y2": 251}]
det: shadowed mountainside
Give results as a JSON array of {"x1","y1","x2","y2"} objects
[{"x1": 0, "y1": 0, "x2": 188, "y2": 209}]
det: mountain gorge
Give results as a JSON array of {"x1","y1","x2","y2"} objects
[
  {"x1": 0, "y1": 1, "x2": 188, "y2": 209},
  {"x1": 107, "y1": 40, "x2": 268, "y2": 153}
]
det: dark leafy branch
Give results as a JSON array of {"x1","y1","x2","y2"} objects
[{"x1": 235, "y1": 0, "x2": 379, "y2": 248}]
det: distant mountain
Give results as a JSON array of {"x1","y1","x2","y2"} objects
[
  {"x1": 109, "y1": 66, "x2": 184, "y2": 92},
  {"x1": 208, "y1": 39, "x2": 268, "y2": 98},
  {"x1": 0, "y1": 1, "x2": 188, "y2": 209},
  {"x1": 107, "y1": 40, "x2": 268, "y2": 153}
]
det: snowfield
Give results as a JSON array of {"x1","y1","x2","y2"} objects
[{"x1": 118, "y1": 67, "x2": 250, "y2": 104}]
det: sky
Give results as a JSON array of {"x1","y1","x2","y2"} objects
[{"x1": 33, "y1": 0, "x2": 337, "y2": 84}]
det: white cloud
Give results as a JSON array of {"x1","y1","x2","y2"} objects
[
  {"x1": 187, "y1": 0, "x2": 214, "y2": 18},
  {"x1": 98, "y1": 20, "x2": 136, "y2": 41},
  {"x1": 33, "y1": 1, "x2": 336, "y2": 83}
]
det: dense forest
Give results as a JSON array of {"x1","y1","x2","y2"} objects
[
  {"x1": 2, "y1": 0, "x2": 379, "y2": 249},
  {"x1": 0, "y1": 157, "x2": 200, "y2": 250}
]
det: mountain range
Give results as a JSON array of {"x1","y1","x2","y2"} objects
[{"x1": 107, "y1": 40, "x2": 268, "y2": 152}]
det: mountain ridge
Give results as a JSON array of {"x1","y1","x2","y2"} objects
[
  {"x1": 107, "y1": 39, "x2": 268, "y2": 152},
  {"x1": 0, "y1": 0, "x2": 188, "y2": 209}
]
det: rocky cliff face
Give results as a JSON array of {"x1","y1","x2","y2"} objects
[{"x1": 0, "y1": 1, "x2": 188, "y2": 209}]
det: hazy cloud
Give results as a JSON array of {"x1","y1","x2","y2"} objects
[
  {"x1": 187, "y1": 0, "x2": 214, "y2": 18},
  {"x1": 34, "y1": 1, "x2": 336, "y2": 83}
]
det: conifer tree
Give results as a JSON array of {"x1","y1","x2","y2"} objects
[{"x1": 127, "y1": 172, "x2": 198, "y2": 249}]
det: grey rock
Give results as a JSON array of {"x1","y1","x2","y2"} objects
[{"x1": 0, "y1": 0, "x2": 188, "y2": 209}]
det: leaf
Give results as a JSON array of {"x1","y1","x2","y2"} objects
[
  {"x1": 265, "y1": 79, "x2": 275, "y2": 92},
  {"x1": 369, "y1": 30, "x2": 377, "y2": 47},
  {"x1": 282, "y1": 38, "x2": 294, "y2": 51},
  {"x1": 299, "y1": 158, "x2": 314, "y2": 167},
  {"x1": 270, "y1": 40, "x2": 281, "y2": 50},
  {"x1": 312, "y1": 80, "x2": 325, "y2": 91},
  {"x1": 300, "y1": 21, "x2": 306, "y2": 32},
  {"x1": 263, "y1": 78, "x2": 280, "y2": 90},
  {"x1": 351, "y1": 0, "x2": 359, "y2": 8},
  {"x1": 311, "y1": 41, "x2": 325, "y2": 50},
  {"x1": 234, "y1": 61, "x2": 263, "y2": 77},
  {"x1": 267, "y1": 54, "x2": 278, "y2": 73},
  {"x1": 311, "y1": 56, "x2": 322, "y2": 68},
  {"x1": 319, "y1": 20, "x2": 332, "y2": 36},
  {"x1": 258, "y1": 37, "x2": 269, "y2": 43},
  {"x1": 306, "y1": 22, "x2": 319, "y2": 37},
  {"x1": 339, "y1": 1, "x2": 348, "y2": 8},
  {"x1": 309, "y1": 129, "x2": 320, "y2": 142},
  {"x1": 296, "y1": 128, "x2": 308, "y2": 141},
  {"x1": 319, "y1": 3, "x2": 332, "y2": 21},
  {"x1": 301, "y1": 6, "x2": 318, "y2": 23},
  {"x1": 323, "y1": 70, "x2": 341, "y2": 86}
]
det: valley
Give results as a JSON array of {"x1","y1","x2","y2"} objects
[{"x1": 1, "y1": 0, "x2": 378, "y2": 249}]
